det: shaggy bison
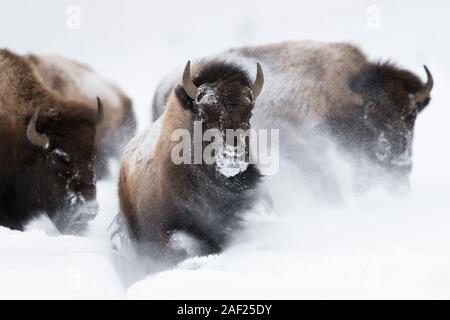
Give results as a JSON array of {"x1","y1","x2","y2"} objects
[
  {"x1": 119, "y1": 60, "x2": 264, "y2": 256},
  {"x1": 152, "y1": 41, "x2": 433, "y2": 188},
  {"x1": 25, "y1": 54, "x2": 136, "y2": 178},
  {"x1": 0, "y1": 49, "x2": 102, "y2": 233}
]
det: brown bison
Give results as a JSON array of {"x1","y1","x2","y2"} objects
[
  {"x1": 25, "y1": 54, "x2": 136, "y2": 178},
  {"x1": 0, "y1": 49, "x2": 102, "y2": 233},
  {"x1": 119, "y1": 60, "x2": 264, "y2": 257},
  {"x1": 152, "y1": 41, "x2": 433, "y2": 187}
]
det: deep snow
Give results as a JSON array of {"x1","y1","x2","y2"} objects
[{"x1": 1, "y1": 0, "x2": 450, "y2": 299}]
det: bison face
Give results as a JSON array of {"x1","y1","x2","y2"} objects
[
  {"x1": 194, "y1": 83, "x2": 254, "y2": 133},
  {"x1": 25, "y1": 99, "x2": 103, "y2": 234},
  {"x1": 348, "y1": 65, "x2": 433, "y2": 181},
  {"x1": 43, "y1": 135, "x2": 97, "y2": 234},
  {"x1": 181, "y1": 61, "x2": 264, "y2": 176},
  {"x1": 182, "y1": 61, "x2": 263, "y2": 132},
  {"x1": 361, "y1": 96, "x2": 418, "y2": 176}
]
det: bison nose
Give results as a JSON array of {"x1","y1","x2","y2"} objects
[{"x1": 54, "y1": 197, "x2": 99, "y2": 235}]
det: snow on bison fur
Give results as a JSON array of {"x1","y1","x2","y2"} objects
[
  {"x1": 118, "y1": 60, "x2": 264, "y2": 258},
  {"x1": 152, "y1": 41, "x2": 433, "y2": 191}
]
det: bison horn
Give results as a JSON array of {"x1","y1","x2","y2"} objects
[
  {"x1": 251, "y1": 62, "x2": 264, "y2": 99},
  {"x1": 96, "y1": 97, "x2": 104, "y2": 123},
  {"x1": 182, "y1": 60, "x2": 198, "y2": 100},
  {"x1": 27, "y1": 108, "x2": 49, "y2": 149},
  {"x1": 415, "y1": 65, "x2": 433, "y2": 103}
]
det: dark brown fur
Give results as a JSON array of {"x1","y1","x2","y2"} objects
[
  {"x1": 325, "y1": 61, "x2": 431, "y2": 176},
  {"x1": 25, "y1": 54, "x2": 136, "y2": 178},
  {"x1": 0, "y1": 49, "x2": 99, "y2": 232}
]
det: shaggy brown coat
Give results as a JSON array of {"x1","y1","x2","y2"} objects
[
  {"x1": 119, "y1": 61, "x2": 261, "y2": 256},
  {"x1": 0, "y1": 49, "x2": 100, "y2": 232},
  {"x1": 25, "y1": 54, "x2": 136, "y2": 177},
  {"x1": 151, "y1": 41, "x2": 433, "y2": 184}
]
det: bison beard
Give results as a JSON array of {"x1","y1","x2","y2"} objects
[{"x1": 118, "y1": 60, "x2": 263, "y2": 259}]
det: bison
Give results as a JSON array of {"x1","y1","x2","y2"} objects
[
  {"x1": 25, "y1": 54, "x2": 136, "y2": 178},
  {"x1": 152, "y1": 41, "x2": 433, "y2": 190},
  {"x1": 118, "y1": 60, "x2": 264, "y2": 257},
  {"x1": 0, "y1": 49, "x2": 103, "y2": 233}
]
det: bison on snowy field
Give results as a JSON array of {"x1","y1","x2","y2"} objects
[
  {"x1": 0, "y1": 49, "x2": 103, "y2": 233},
  {"x1": 118, "y1": 60, "x2": 264, "y2": 257},
  {"x1": 152, "y1": 41, "x2": 433, "y2": 191},
  {"x1": 25, "y1": 54, "x2": 136, "y2": 178}
]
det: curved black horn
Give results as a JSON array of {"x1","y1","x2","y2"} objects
[
  {"x1": 182, "y1": 60, "x2": 198, "y2": 100},
  {"x1": 27, "y1": 108, "x2": 49, "y2": 149},
  {"x1": 415, "y1": 65, "x2": 433, "y2": 103},
  {"x1": 251, "y1": 62, "x2": 264, "y2": 99},
  {"x1": 96, "y1": 97, "x2": 104, "y2": 123}
]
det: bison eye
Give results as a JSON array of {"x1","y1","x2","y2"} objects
[{"x1": 47, "y1": 149, "x2": 76, "y2": 178}]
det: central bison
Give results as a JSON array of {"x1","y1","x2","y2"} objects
[
  {"x1": 0, "y1": 49, "x2": 102, "y2": 233},
  {"x1": 118, "y1": 60, "x2": 264, "y2": 257}
]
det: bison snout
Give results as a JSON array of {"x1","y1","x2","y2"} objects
[{"x1": 53, "y1": 197, "x2": 99, "y2": 235}]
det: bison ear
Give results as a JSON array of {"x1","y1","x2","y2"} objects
[
  {"x1": 415, "y1": 66, "x2": 433, "y2": 113},
  {"x1": 417, "y1": 96, "x2": 431, "y2": 113},
  {"x1": 175, "y1": 85, "x2": 197, "y2": 113},
  {"x1": 173, "y1": 61, "x2": 199, "y2": 113}
]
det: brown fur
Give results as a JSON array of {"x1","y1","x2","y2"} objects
[
  {"x1": 152, "y1": 41, "x2": 432, "y2": 183},
  {"x1": 235, "y1": 42, "x2": 432, "y2": 182},
  {"x1": 24, "y1": 54, "x2": 136, "y2": 177},
  {"x1": 0, "y1": 49, "x2": 99, "y2": 232},
  {"x1": 119, "y1": 90, "x2": 190, "y2": 247},
  {"x1": 119, "y1": 61, "x2": 261, "y2": 256}
]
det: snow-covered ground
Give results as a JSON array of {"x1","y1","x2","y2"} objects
[{"x1": 1, "y1": 0, "x2": 450, "y2": 299}]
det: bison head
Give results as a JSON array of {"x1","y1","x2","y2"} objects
[
  {"x1": 182, "y1": 61, "x2": 263, "y2": 131},
  {"x1": 178, "y1": 61, "x2": 264, "y2": 177},
  {"x1": 179, "y1": 60, "x2": 264, "y2": 177},
  {"x1": 346, "y1": 64, "x2": 433, "y2": 181},
  {"x1": 24, "y1": 98, "x2": 103, "y2": 233}
]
